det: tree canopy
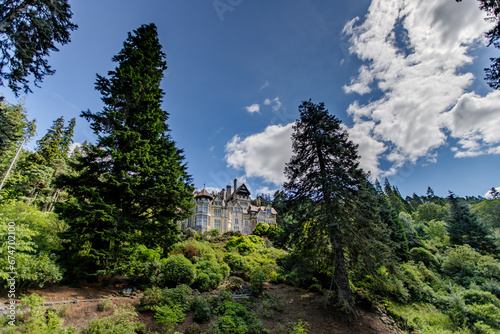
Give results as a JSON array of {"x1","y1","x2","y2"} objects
[{"x1": 0, "y1": 0, "x2": 77, "y2": 95}]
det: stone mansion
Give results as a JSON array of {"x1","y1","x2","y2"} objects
[{"x1": 179, "y1": 179, "x2": 277, "y2": 235}]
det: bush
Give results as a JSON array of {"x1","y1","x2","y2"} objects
[
  {"x1": 192, "y1": 295, "x2": 211, "y2": 323},
  {"x1": 154, "y1": 304, "x2": 185, "y2": 332},
  {"x1": 83, "y1": 304, "x2": 145, "y2": 334},
  {"x1": 184, "y1": 228, "x2": 197, "y2": 239},
  {"x1": 441, "y1": 245, "x2": 500, "y2": 287},
  {"x1": 210, "y1": 300, "x2": 263, "y2": 334},
  {"x1": 250, "y1": 268, "x2": 266, "y2": 295},
  {"x1": 170, "y1": 240, "x2": 220, "y2": 263},
  {"x1": 226, "y1": 276, "x2": 244, "y2": 292},
  {"x1": 225, "y1": 235, "x2": 264, "y2": 255},
  {"x1": 203, "y1": 228, "x2": 222, "y2": 240},
  {"x1": 143, "y1": 260, "x2": 164, "y2": 287},
  {"x1": 162, "y1": 254, "x2": 195, "y2": 287},
  {"x1": 409, "y1": 247, "x2": 439, "y2": 268},
  {"x1": 193, "y1": 260, "x2": 229, "y2": 292},
  {"x1": 139, "y1": 285, "x2": 192, "y2": 313},
  {"x1": 223, "y1": 252, "x2": 255, "y2": 279},
  {"x1": 466, "y1": 303, "x2": 500, "y2": 329},
  {"x1": 184, "y1": 323, "x2": 202, "y2": 334}
]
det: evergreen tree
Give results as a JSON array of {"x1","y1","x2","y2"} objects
[
  {"x1": 0, "y1": 0, "x2": 77, "y2": 95},
  {"x1": 447, "y1": 192, "x2": 493, "y2": 252},
  {"x1": 283, "y1": 100, "x2": 366, "y2": 314},
  {"x1": 36, "y1": 116, "x2": 76, "y2": 164},
  {"x1": 57, "y1": 24, "x2": 194, "y2": 276}
]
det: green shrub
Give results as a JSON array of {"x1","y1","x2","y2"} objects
[
  {"x1": 82, "y1": 304, "x2": 145, "y2": 334},
  {"x1": 192, "y1": 259, "x2": 229, "y2": 292},
  {"x1": 143, "y1": 260, "x2": 164, "y2": 287},
  {"x1": 153, "y1": 304, "x2": 185, "y2": 333},
  {"x1": 292, "y1": 319, "x2": 309, "y2": 334},
  {"x1": 97, "y1": 299, "x2": 114, "y2": 312},
  {"x1": 253, "y1": 222, "x2": 269, "y2": 237},
  {"x1": 409, "y1": 247, "x2": 439, "y2": 268},
  {"x1": 184, "y1": 228, "x2": 197, "y2": 239},
  {"x1": 184, "y1": 323, "x2": 202, "y2": 334},
  {"x1": 223, "y1": 252, "x2": 255, "y2": 280},
  {"x1": 209, "y1": 300, "x2": 263, "y2": 334},
  {"x1": 462, "y1": 289, "x2": 500, "y2": 308},
  {"x1": 441, "y1": 245, "x2": 500, "y2": 287},
  {"x1": 13, "y1": 293, "x2": 75, "y2": 334},
  {"x1": 170, "y1": 240, "x2": 220, "y2": 263},
  {"x1": 163, "y1": 254, "x2": 195, "y2": 287},
  {"x1": 225, "y1": 235, "x2": 264, "y2": 255},
  {"x1": 192, "y1": 295, "x2": 211, "y2": 323},
  {"x1": 466, "y1": 303, "x2": 500, "y2": 329},
  {"x1": 203, "y1": 228, "x2": 222, "y2": 240},
  {"x1": 226, "y1": 276, "x2": 244, "y2": 292},
  {"x1": 139, "y1": 285, "x2": 192, "y2": 313},
  {"x1": 250, "y1": 268, "x2": 266, "y2": 294}
]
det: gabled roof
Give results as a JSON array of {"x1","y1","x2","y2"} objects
[
  {"x1": 248, "y1": 205, "x2": 277, "y2": 215},
  {"x1": 195, "y1": 188, "x2": 213, "y2": 200},
  {"x1": 235, "y1": 183, "x2": 250, "y2": 195}
]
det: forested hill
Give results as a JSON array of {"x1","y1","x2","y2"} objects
[{"x1": 1, "y1": 18, "x2": 499, "y2": 334}]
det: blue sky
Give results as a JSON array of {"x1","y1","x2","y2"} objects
[{"x1": 2, "y1": 0, "x2": 500, "y2": 199}]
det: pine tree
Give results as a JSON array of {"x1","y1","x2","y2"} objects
[
  {"x1": 447, "y1": 192, "x2": 493, "y2": 252},
  {"x1": 283, "y1": 100, "x2": 366, "y2": 314},
  {"x1": 57, "y1": 24, "x2": 194, "y2": 276}
]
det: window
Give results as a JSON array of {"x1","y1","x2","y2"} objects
[
  {"x1": 244, "y1": 228, "x2": 250, "y2": 235},
  {"x1": 235, "y1": 219, "x2": 239, "y2": 225},
  {"x1": 214, "y1": 209, "x2": 221, "y2": 216},
  {"x1": 267, "y1": 208, "x2": 272, "y2": 216},
  {"x1": 197, "y1": 204, "x2": 208, "y2": 213},
  {"x1": 234, "y1": 225, "x2": 240, "y2": 231},
  {"x1": 214, "y1": 220, "x2": 221, "y2": 229},
  {"x1": 244, "y1": 220, "x2": 249, "y2": 227},
  {"x1": 197, "y1": 215, "x2": 208, "y2": 226}
]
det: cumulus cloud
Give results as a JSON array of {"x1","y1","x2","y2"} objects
[
  {"x1": 225, "y1": 123, "x2": 294, "y2": 186},
  {"x1": 343, "y1": 0, "x2": 498, "y2": 178},
  {"x1": 447, "y1": 91, "x2": 500, "y2": 157},
  {"x1": 245, "y1": 104, "x2": 260, "y2": 114}
]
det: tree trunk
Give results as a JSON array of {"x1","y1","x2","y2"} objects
[
  {"x1": 331, "y1": 232, "x2": 357, "y2": 316},
  {"x1": 0, "y1": 135, "x2": 26, "y2": 191}
]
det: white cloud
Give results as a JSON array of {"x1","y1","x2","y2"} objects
[
  {"x1": 484, "y1": 186, "x2": 500, "y2": 199},
  {"x1": 245, "y1": 104, "x2": 260, "y2": 114},
  {"x1": 69, "y1": 142, "x2": 81, "y2": 155},
  {"x1": 255, "y1": 186, "x2": 278, "y2": 196},
  {"x1": 225, "y1": 123, "x2": 294, "y2": 186},
  {"x1": 343, "y1": 0, "x2": 496, "y2": 177},
  {"x1": 446, "y1": 90, "x2": 500, "y2": 157},
  {"x1": 260, "y1": 80, "x2": 270, "y2": 91},
  {"x1": 264, "y1": 97, "x2": 283, "y2": 111}
]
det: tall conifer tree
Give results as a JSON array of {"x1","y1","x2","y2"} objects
[
  {"x1": 58, "y1": 24, "x2": 193, "y2": 276},
  {"x1": 283, "y1": 100, "x2": 366, "y2": 314}
]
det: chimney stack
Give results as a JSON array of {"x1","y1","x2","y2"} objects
[
  {"x1": 234, "y1": 179, "x2": 237, "y2": 194},
  {"x1": 257, "y1": 196, "x2": 261, "y2": 207},
  {"x1": 226, "y1": 185, "x2": 231, "y2": 200},
  {"x1": 221, "y1": 188, "x2": 225, "y2": 200}
]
